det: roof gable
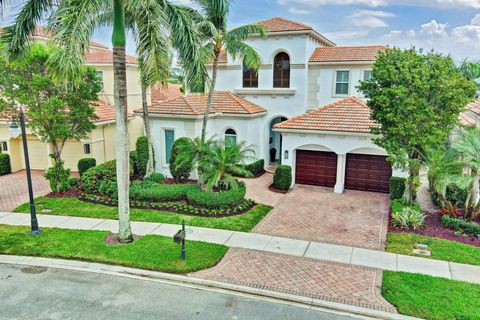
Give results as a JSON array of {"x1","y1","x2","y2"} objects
[
  {"x1": 255, "y1": 17, "x2": 313, "y2": 32},
  {"x1": 310, "y1": 46, "x2": 386, "y2": 63}
]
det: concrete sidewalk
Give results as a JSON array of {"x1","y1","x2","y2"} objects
[{"x1": 1, "y1": 211, "x2": 479, "y2": 285}]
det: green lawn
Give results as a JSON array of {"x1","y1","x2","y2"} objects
[
  {"x1": 0, "y1": 225, "x2": 227, "y2": 273},
  {"x1": 14, "y1": 197, "x2": 272, "y2": 232},
  {"x1": 382, "y1": 271, "x2": 480, "y2": 320},
  {"x1": 387, "y1": 232, "x2": 480, "y2": 266}
]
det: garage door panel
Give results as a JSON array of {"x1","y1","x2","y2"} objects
[
  {"x1": 296, "y1": 150, "x2": 337, "y2": 187},
  {"x1": 345, "y1": 154, "x2": 392, "y2": 193}
]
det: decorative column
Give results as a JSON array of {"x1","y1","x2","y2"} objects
[{"x1": 334, "y1": 154, "x2": 346, "y2": 194}]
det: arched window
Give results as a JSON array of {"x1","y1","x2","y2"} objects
[
  {"x1": 273, "y1": 52, "x2": 290, "y2": 88},
  {"x1": 225, "y1": 129, "x2": 237, "y2": 145},
  {"x1": 243, "y1": 62, "x2": 258, "y2": 88}
]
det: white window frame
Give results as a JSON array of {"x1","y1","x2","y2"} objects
[
  {"x1": 363, "y1": 70, "x2": 373, "y2": 81},
  {"x1": 333, "y1": 70, "x2": 350, "y2": 97},
  {"x1": 95, "y1": 70, "x2": 104, "y2": 92},
  {"x1": 162, "y1": 128, "x2": 176, "y2": 167}
]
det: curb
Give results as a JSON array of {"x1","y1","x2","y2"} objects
[{"x1": 0, "y1": 255, "x2": 421, "y2": 320}]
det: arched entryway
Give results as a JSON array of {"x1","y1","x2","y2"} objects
[{"x1": 268, "y1": 116, "x2": 288, "y2": 165}]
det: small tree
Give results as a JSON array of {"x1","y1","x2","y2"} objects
[
  {"x1": 0, "y1": 44, "x2": 100, "y2": 166},
  {"x1": 359, "y1": 48, "x2": 476, "y2": 203},
  {"x1": 170, "y1": 137, "x2": 194, "y2": 182}
]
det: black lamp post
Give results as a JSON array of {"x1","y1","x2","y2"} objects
[{"x1": 9, "y1": 108, "x2": 41, "y2": 236}]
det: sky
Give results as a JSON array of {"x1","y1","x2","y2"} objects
[{"x1": 1, "y1": 0, "x2": 479, "y2": 62}]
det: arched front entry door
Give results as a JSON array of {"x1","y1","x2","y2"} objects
[{"x1": 268, "y1": 117, "x2": 288, "y2": 165}]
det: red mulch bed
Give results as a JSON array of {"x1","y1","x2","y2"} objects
[
  {"x1": 268, "y1": 184, "x2": 289, "y2": 194},
  {"x1": 46, "y1": 189, "x2": 80, "y2": 198},
  {"x1": 388, "y1": 211, "x2": 480, "y2": 247}
]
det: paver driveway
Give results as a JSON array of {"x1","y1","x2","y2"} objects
[
  {"x1": 0, "y1": 170, "x2": 50, "y2": 212},
  {"x1": 254, "y1": 184, "x2": 390, "y2": 250}
]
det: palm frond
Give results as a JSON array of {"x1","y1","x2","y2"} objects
[
  {"x1": 226, "y1": 24, "x2": 267, "y2": 42},
  {"x1": 0, "y1": 0, "x2": 56, "y2": 57},
  {"x1": 196, "y1": 0, "x2": 230, "y2": 31},
  {"x1": 224, "y1": 39, "x2": 262, "y2": 69}
]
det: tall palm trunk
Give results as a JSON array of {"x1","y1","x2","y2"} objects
[
  {"x1": 201, "y1": 50, "x2": 220, "y2": 144},
  {"x1": 141, "y1": 84, "x2": 154, "y2": 178},
  {"x1": 112, "y1": 0, "x2": 133, "y2": 243}
]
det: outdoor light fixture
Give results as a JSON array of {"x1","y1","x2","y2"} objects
[
  {"x1": 8, "y1": 120, "x2": 20, "y2": 138},
  {"x1": 284, "y1": 150, "x2": 289, "y2": 159}
]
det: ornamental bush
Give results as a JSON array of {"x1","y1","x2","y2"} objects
[
  {"x1": 98, "y1": 180, "x2": 118, "y2": 199},
  {"x1": 44, "y1": 161, "x2": 71, "y2": 193},
  {"x1": 130, "y1": 151, "x2": 138, "y2": 175},
  {"x1": 77, "y1": 158, "x2": 96, "y2": 177},
  {"x1": 129, "y1": 180, "x2": 198, "y2": 202},
  {"x1": 431, "y1": 184, "x2": 468, "y2": 208},
  {"x1": 273, "y1": 165, "x2": 292, "y2": 190},
  {"x1": 186, "y1": 182, "x2": 246, "y2": 209},
  {"x1": 442, "y1": 215, "x2": 480, "y2": 237},
  {"x1": 135, "y1": 136, "x2": 150, "y2": 176},
  {"x1": 246, "y1": 159, "x2": 264, "y2": 176},
  {"x1": 0, "y1": 154, "x2": 11, "y2": 175},
  {"x1": 81, "y1": 160, "x2": 117, "y2": 194},
  {"x1": 389, "y1": 177, "x2": 406, "y2": 200},
  {"x1": 170, "y1": 137, "x2": 194, "y2": 182},
  {"x1": 145, "y1": 172, "x2": 165, "y2": 183},
  {"x1": 391, "y1": 206, "x2": 425, "y2": 229}
]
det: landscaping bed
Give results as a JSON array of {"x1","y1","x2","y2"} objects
[
  {"x1": 382, "y1": 271, "x2": 480, "y2": 320},
  {"x1": 0, "y1": 225, "x2": 227, "y2": 273},
  {"x1": 15, "y1": 197, "x2": 272, "y2": 232}
]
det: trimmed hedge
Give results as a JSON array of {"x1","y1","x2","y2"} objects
[
  {"x1": 246, "y1": 159, "x2": 264, "y2": 176},
  {"x1": 129, "y1": 180, "x2": 198, "y2": 202},
  {"x1": 273, "y1": 165, "x2": 292, "y2": 190},
  {"x1": 81, "y1": 160, "x2": 117, "y2": 194},
  {"x1": 186, "y1": 182, "x2": 246, "y2": 209},
  {"x1": 135, "y1": 136, "x2": 150, "y2": 176},
  {"x1": 77, "y1": 158, "x2": 96, "y2": 177},
  {"x1": 130, "y1": 151, "x2": 138, "y2": 175},
  {"x1": 169, "y1": 137, "x2": 194, "y2": 182},
  {"x1": 0, "y1": 154, "x2": 11, "y2": 175},
  {"x1": 389, "y1": 177, "x2": 406, "y2": 200},
  {"x1": 441, "y1": 215, "x2": 480, "y2": 237},
  {"x1": 145, "y1": 172, "x2": 165, "y2": 183}
]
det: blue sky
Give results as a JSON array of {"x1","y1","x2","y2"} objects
[{"x1": 1, "y1": 0, "x2": 480, "y2": 61}]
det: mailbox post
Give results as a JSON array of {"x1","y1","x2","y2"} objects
[{"x1": 173, "y1": 220, "x2": 186, "y2": 261}]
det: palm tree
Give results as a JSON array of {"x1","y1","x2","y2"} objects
[
  {"x1": 1, "y1": 0, "x2": 204, "y2": 243},
  {"x1": 204, "y1": 139, "x2": 254, "y2": 191},
  {"x1": 460, "y1": 59, "x2": 480, "y2": 81},
  {"x1": 196, "y1": 0, "x2": 266, "y2": 143},
  {"x1": 452, "y1": 127, "x2": 480, "y2": 220},
  {"x1": 174, "y1": 136, "x2": 215, "y2": 187}
]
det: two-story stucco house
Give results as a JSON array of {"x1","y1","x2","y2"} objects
[
  {"x1": 143, "y1": 17, "x2": 405, "y2": 194},
  {"x1": 0, "y1": 27, "x2": 147, "y2": 172}
]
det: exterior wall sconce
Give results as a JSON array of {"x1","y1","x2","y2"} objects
[{"x1": 284, "y1": 150, "x2": 289, "y2": 160}]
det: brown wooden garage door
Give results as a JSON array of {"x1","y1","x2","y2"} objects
[
  {"x1": 295, "y1": 150, "x2": 337, "y2": 187},
  {"x1": 345, "y1": 154, "x2": 392, "y2": 193}
]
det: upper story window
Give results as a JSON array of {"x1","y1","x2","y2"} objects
[
  {"x1": 363, "y1": 70, "x2": 373, "y2": 81},
  {"x1": 335, "y1": 70, "x2": 350, "y2": 95},
  {"x1": 273, "y1": 52, "x2": 290, "y2": 88},
  {"x1": 225, "y1": 129, "x2": 237, "y2": 145},
  {"x1": 95, "y1": 71, "x2": 104, "y2": 92},
  {"x1": 243, "y1": 63, "x2": 258, "y2": 88},
  {"x1": 1, "y1": 142, "x2": 7, "y2": 152}
]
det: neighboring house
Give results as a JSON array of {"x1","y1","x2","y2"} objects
[
  {"x1": 142, "y1": 17, "x2": 406, "y2": 194},
  {"x1": 459, "y1": 99, "x2": 480, "y2": 128},
  {"x1": 0, "y1": 27, "x2": 148, "y2": 172}
]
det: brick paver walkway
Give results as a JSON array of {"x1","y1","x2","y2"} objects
[
  {"x1": 0, "y1": 170, "x2": 50, "y2": 211},
  {"x1": 240, "y1": 173, "x2": 286, "y2": 207},
  {"x1": 254, "y1": 184, "x2": 389, "y2": 250},
  {"x1": 192, "y1": 248, "x2": 396, "y2": 313}
]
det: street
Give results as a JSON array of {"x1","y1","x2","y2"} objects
[{"x1": 0, "y1": 264, "x2": 364, "y2": 320}]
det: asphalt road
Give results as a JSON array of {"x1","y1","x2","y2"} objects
[{"x1": 0, "y1": 263, "x2": 365, "y2": 320}]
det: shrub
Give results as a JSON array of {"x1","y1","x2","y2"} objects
[
  {"x1": 389, "y1": 177, "x2": 406, "y2": 200},
  {"x1": 130, "y1": 151, "x2": 138, "y2": 175},
  {"x1": 0, "y1": 153, "x2": 11, "y2": 175},
  {"x1": 246, "y1": 159, "x2": 264, "y2": 176},
  {"x1": 135, "y1": 136, "x2": 151, "y2": 176},
  {"x1": 129, "y1": 180, "x2": 197, "y2": 202},
  {"x1": 442, "y1": 215, "x2": 480, "y2": 237},
  {"x1": 68, "y1": 177, "x2": 80, "y2": 190},
  {"x1": 391, "y1": 206, "x2": 426, "y2": 229},
  {"x1": 81, "y1": 160, "x2": 117, "y2": 194},
  {"x1": 431, "y1": 184, "x2": 468, "y2": 208},
  {"x1": 145, "y1": 172, "x2": 165, "y2": 183},
  {"x1": 44, "y1": 161, "x2": 71, "y2": 193},
  {"x1": 273, "y1": 165, "x2": 292, "y2": 190},
  {"x1": 77, "y1": 158, "x2": 96, "y2": 177},
  {"x1": 186, "y1": 182, "x2": 246, "y2": 209},
  {"x1": 170, "y1": 137, "x2": 194, "y2": 182},
  {"x1": 98, "y1": 180, "x2": 118, "y2": 199}
]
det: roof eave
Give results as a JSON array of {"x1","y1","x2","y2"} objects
[
  {"x1": 250, "y1": 30, "x2": 335, "y2": 47},
  {"x1": 309, "y1": 60, "x2": 376, "y2": 65},
  {"x1": 272, "y1": 127, "x2": 377, "y2": 137}
]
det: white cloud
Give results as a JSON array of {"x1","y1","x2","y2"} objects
[
  {"x1": 452, "y1": 25, "x2": 480, "y2": 43},
  {"x1": 277, "y1": 0, "x2": 480, "y2": 9},
  {"x1": 288, "y1": 7, "x2": 312, "y2": 15},
  {"x1": 347, "y1": 10, "x2": 395, "y2": 28},
  {"x1": 324, "y1": 29, "x2": 370, "y2": 39},
  {"x1": 471, "y1": 13, "x2": 480, "y2": 26},
  {"x1": 384, "y1": 29, "x2": 416, "y2": 39},
  {"x1": 420, "y1": 20, "x2": 448, "y2": 38}
]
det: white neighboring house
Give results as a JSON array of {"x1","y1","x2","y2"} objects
[{"x1": 142, "y1": 17, "x2": 406, "y2": 194}]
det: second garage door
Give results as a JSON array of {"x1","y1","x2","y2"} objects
[
  {"x1": 345, "y1": 154, "x2": 392, "y2": 193},
  {"x1": 295, "y1": 150, "x2": 337, "y2": 187}
]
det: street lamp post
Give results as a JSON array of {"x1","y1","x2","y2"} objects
[{"x1": 9, "y1": 108, "x2": 41, "y2": 236}]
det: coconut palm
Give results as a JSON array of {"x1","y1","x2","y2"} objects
[
  {"x1": 203, "y1": 139, "x2": 255, "y2": 191},
  {"x1": 460, "y1": 59, "x2": 480, "y2": 81},
  {"x1": 196, "y1": 0, "x2": 266, "y2": 143},
  {"x1": 452, "y1": 127, "x2": 480, "y2": 220},
  {"x1": 1, "y1": 0, "x2": 205, "y2": 243}
]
